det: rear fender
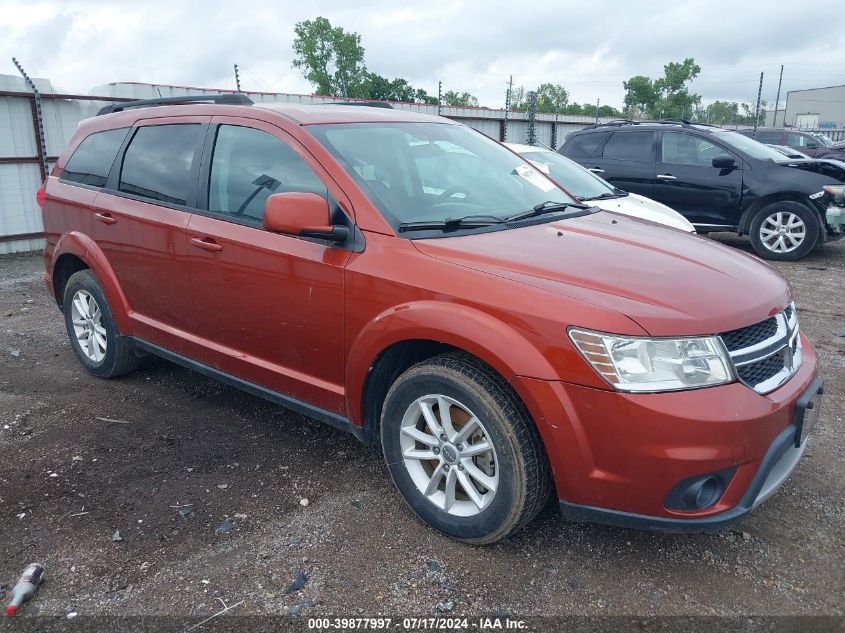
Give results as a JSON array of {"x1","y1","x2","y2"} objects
[{"x1": 52, "y1": 231, "x2": 132, "y2": 333}]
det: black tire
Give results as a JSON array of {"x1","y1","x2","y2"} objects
[
  {"x1": 63, "y1": 269, "x2": 141, "y2": 378},
  {"x1": 749, "y1": 201, "x2": 820, "y2": 261},
  {"x1": 381, "y1": 353, "x2": 552, "y2": 544}
]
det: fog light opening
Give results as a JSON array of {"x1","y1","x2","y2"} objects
[
  {"x1": 694, "y1": 476, "x2": 722, "y2": 509},
  {"x1": 665, "y1": 467, "x2": 736, "y2": 512}
]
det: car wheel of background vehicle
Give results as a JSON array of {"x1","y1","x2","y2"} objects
[
  {"x1": 381, "y1": 352, "x2": 551, "y2": 544},
  {"x1": 749, "y1": 201, "x2": 820, "y2": 261},
  {"x1": 63, "y1": 269, "x2": 141, "y2": 378}
]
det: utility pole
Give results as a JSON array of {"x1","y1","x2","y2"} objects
[
  {"x1": 753, "y1": 72, "x2": 764, "y2": 139},
  {"x1": 595, "y1": 98, "x2": 600, "y2": 122},
  {"x1": 233, "y1": 64, "x2": 242, "y2": 92},
  {"x1": 503, "y1": 75, "x2": 513, "y2": 142},
  {"x1": 437, "y1": 80, "x2": 442, "y2": 116},
  {"x1": 773, "y1": 64, "x2": 784, "y2": 128},
  {"x1": 12, "y1": 57, "x2": 48, "y2": 181}
]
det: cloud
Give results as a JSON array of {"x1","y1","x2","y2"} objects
[{"x1": 1, "y1": 0, "x2": 843, "y2": 110}]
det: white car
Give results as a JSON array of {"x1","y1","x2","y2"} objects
[{"x1": 506, "y1": 143, "x2": 696, "y2": 232}]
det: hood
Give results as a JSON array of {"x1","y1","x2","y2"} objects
[
  {"x1": 774, "y1": 158, "x2": 845, "y2": 181},
  {"x1": 590, "y1": 193, "x2": 696, "y2": 232},
  {"x1": 413, "y1": 212, "x2": 790, "y2": 337}
]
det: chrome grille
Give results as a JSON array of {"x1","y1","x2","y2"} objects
[
  {"x1": 720, "y1": 305, "x2": 801, "y2": 394},
  {"x1": 721, "y1": 317, "x2": 778, "y2": 352}
]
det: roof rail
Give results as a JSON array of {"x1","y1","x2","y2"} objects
[
  {"x1": 325, "y1": 100, "x2": 394, "y2": 109},
  {"x1": 584, "y1": 118, "x2": 721, "y2": 131},
  {"x1": 97, "y1": 93, "x2": 253, "y2": 116}
]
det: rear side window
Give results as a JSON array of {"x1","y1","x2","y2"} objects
[
  {"x1": 208, "y1": 125, "x2": 327, "y2": 224},
  {"x1": 562, "y1": 132, "x2": 610, "y2": 158},
  {"x1": 62, "y1": 128, "x2": 129, "y2": 187},
  {"x1": 601, "y1": 131, "x2": 655, "y2": 162},
  {"x1": 755, "y1": 131, "x2": 783, "y2": 144},
  {"x1": 119, "y1": 124, "x2": 202, "y2": 206}
]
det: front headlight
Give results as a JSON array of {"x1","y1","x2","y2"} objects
[
  {"x1": 569, "y1": 328, "x2": 735, "y2": 393},
  {"x1": 823, "y1": 184, "x2": 845, "y2": 203}
]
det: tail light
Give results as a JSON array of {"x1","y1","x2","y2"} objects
[{"x1": 36, "y1": 184, "x2": 46, "y2": 208}]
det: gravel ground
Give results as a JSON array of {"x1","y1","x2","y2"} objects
[{"x1": 0, "y1": 235, "x2": 843, "y2": 626}]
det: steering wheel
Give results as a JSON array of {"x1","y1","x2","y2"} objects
[{"x1": 439, "y1": 186, "x2": 472, "y2": 201}]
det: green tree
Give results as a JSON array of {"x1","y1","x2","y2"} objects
[
  {"x1": 623, "y1": 75, "x2": 659, "y2": 117},
  {"x1": 442, "y1": 90, "x2": 479, "y2": 107},
  {"x1": 361, "y1": 73, "x2": 437, "y2": 104},
  {"x1": 623, "y1": 58, "x2": 701, "y2": 120},
  {"x1": 535, "y1": 83, "x2": 569, "y2": 113},
  {"x1": 292, "y1": 17, "x2": 367, "y2": 97},
  {"x1": 654, "y1": 58, "x2": 701, "y2": 119}
]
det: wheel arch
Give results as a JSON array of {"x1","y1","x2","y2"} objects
[
  {"x1": 738, "y1": 192, "x2": 823, "y2": 236},
  {"x1": 51, "y1": 232, "x2": 132, "y2": 332},
  {"x1": 347, "y1": 300, "x2": 560, "y2": 440}
]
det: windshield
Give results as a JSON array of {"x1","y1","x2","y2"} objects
[
  {"x1": 309, "y1": 122, "x2": 576, "y2": 229},
  {"x1": 813, "y1": 133, "x2": 834, "y2": 146},
  {"x1": 519, "y1": 150, "x2": 619, "y2": 200},
  {"x1": 713, "y1": 130, "x2": 788, "y2": 161}
]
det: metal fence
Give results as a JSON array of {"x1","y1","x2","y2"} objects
[{"x1": 0, "y1": 76, "x2": 617, "y2": 254}]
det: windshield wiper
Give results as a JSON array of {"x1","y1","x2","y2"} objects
[
  {"x1": 580, "y1": 192, "x2": 626, "y2": 201},
  {"x1": 504, "y1": 200, "x2": 590, "y2": 223},
  {"x1": 398, "y1": 214, "x2": 505, "y2": 233}
]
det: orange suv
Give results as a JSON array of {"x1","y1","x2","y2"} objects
[{"x1": 41, "y1": 95, "x2": 823, "y2": 543}]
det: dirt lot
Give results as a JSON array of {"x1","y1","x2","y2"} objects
[{"x1": 0, "y1": 235, "x2": 843, "y2": 627}]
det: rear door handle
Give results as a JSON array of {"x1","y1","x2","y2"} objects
[
  {"x1": 94, "y1": 212, "x2": 117, "y2": 225},
  {"x1": 190, "y1": 237, "x2": 224, "y2": 253},
  {"x1": 656, "y1": 174, "x2": 678, "y2": 180},
  {"x1": 588, "y1": 167, "x2": 605, "y2": 173}
]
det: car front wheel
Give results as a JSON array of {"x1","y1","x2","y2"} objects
[
  {"x1": 749, "y1": 201, "x2": 820, "y2": 261},
  {"x1": 381, "y1": 353, "x2": 551, "y2": 544}
]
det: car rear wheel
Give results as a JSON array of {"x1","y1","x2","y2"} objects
[
  {"x1": 749, "y1": 201, "x2": 820, "y2": 261},
  {"x1": 381, "y1": 353, "x2": 551, "y2": 544},
  {"x1": 63, "y1": 269, "x2": 141, "y2": 378}
]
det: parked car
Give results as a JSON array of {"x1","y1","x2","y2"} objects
[
  {"x1": 41, "y1": 96, "x2": 822, "y2": 542},
  {"x1": 560, "y1": 120, "x2": 845, "y2": 260},
  {"x1": 505, "y1": 143, "x2": 695, "y2": 232},
  {"x1": 736, "y1": 127, "x2": 845, "y2": 161}
]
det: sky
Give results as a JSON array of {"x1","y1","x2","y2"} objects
[{"x1": 2, "y1": 0, "x2": 845, "y2": 112}]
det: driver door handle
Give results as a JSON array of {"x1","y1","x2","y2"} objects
[
  {"x1": 94, "y1": 212, "x2": 118, "y2": 225},
  {"x1": 657, "y1": 174, "x2": 678, "y2": 180},
  {"x1": 588, "y1": 167, "x2": 605, "y2": 173},
  {"x1": 191, "y1": 237, "x2": 224, "y2": 253}
]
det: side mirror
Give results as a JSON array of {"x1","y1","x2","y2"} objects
[
  {"x1": 807, "y1": 142, "x2": 818, "y2": 150},
  {"x1": 263, "y1": 192, "x2": 349, "y2": 242},
  {"x1": 712, "y1": 154, "x2": 737, "y2": 169}
]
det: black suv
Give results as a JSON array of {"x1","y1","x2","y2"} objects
[
  {"x1": 560, "y1": 120, "x2": 845, "y2": 260},
  {"x1": 736, "y1": 127, "x2": 845, "y2": 161}
]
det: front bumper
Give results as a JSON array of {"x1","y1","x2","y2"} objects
[{"x1": 513, "y1": 335, "x2": 821, "y2": 531}]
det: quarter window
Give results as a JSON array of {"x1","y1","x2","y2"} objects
[
  {"x1": 119, "y1": 124, "x2": 201, "y2": 206},
  {"x1": 208, "y1": 125, "x2": 327, "y2": 224},
  {"x1": 601, "y1": 131, "x2": 655, "y2": 162},
  {"x1": 661, "y1": 132, "x2": 725, "y2": 167},
  {"x1": 563, "y1": 132, "x2": 611, "y2": 158},
  {"x1": 62, "y1": 128, "x2": 129, "y2": 187}
]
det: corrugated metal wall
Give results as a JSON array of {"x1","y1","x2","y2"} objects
[{"x1": 1, "y1": 77, "x2": 610, "y2": 253}]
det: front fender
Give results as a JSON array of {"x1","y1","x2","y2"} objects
[
  {"x1": 52, "y1": 231, "x2": 132, "y2": 333},
  {"x1": 345, "y1": 300, "x2": 559, "y2": 428}
]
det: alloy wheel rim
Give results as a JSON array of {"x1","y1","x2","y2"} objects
[
  {"x1": 760, "y1": 211, "x2": 806, "y2": 253},
  {"x1": 399, "y1": 394, "x2": 499, "y2": 517},
  {"x1": 70, "y1": 290, "x2": 107, "y2": 362}
]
